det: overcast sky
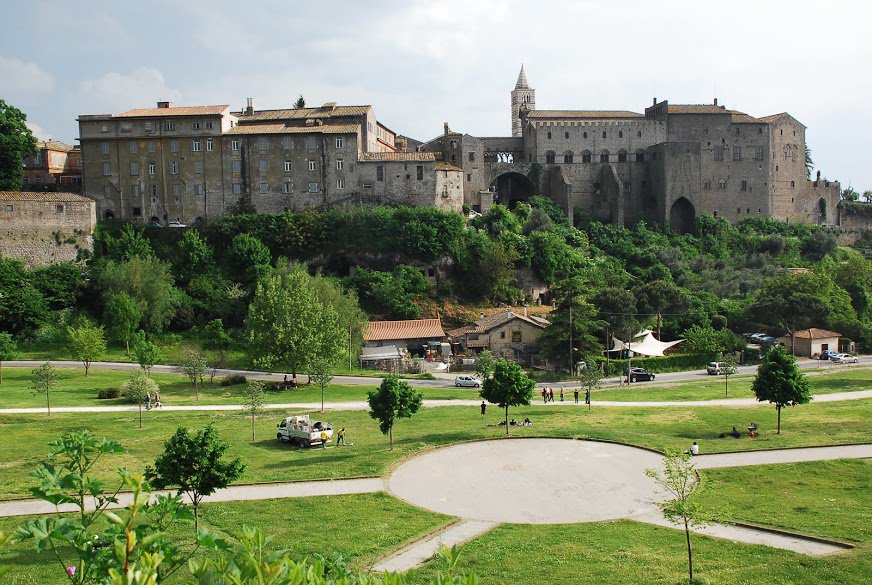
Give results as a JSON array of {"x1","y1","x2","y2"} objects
[{"x1": 2, "y1": 0, "x2": 870, "y2": 188}]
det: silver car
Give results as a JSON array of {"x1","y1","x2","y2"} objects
[{"x1": 454, "y1": 375, "x2": 482, "y2": 388}]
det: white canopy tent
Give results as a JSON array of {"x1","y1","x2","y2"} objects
[
  {"x1": 607, "y1": 330, "x2": 685, "y2": 357},
  {"x1": 360, "y1": 345, "x2": 402, "y2": 362}
]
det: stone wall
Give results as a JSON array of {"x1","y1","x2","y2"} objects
[{"x1": 0, "y1": 195, "x2": 95, "y2": 267}]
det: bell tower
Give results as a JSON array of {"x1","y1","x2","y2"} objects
[{"x1": 511, "y1": 64, "x2": 535, "y2": 138}]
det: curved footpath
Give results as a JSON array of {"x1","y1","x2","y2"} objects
[{"x1": 1, "y1": 389, "x2": 870, "y2": 415}]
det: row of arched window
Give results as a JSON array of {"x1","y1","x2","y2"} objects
[{"x1": 544, "y1": 149, "x2": 646, "y2": 164}]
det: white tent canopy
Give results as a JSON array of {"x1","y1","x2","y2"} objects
[
  {"x1": 608, "y1": 331, "x2": 685, "y2": 357},
  {"x1": 360, "y1": 345, "x2": 402, "y2": 361}
]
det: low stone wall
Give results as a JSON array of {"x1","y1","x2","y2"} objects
[{"x1": 0, "y1": 226, "x2": 92, "y2": 267}]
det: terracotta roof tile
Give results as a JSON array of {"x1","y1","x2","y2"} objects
[
  {"x1": 435, "y1": 161, "x2": 463, "y2": 171},
  {"x1": 0, "y1": 191, "x2": 93, "y2": 203},
  {"x1": 225, "y1": 124, "x2": 358, "y2": 135},
  {"x1": 364, "y1": 319, "x2": 445, "y2": 341},
  {"x1": 783, "y1": 328, "x2": 841, "y2": 340},
  {"x1": 667, "y1": 105, "x2": 731, "y2": 115},
  {"x1": 464, "y1": 309, "x2": 549, "y2": 334},
  {"x1": 114, "y1": 105, "x2": 230, "y2": 118},
  {"x1": 527, "y1": 110, "x2": 642, "y2": 119},
  {"x1": 729, "y1": 111, "x2": 760, "y2": 124},
  {"x1": 360, "y1": 152, "x2": 436, "y2": 162},
  {"x1": 235, "y1": 105, "x2": 371, "y2": 121},
  {"x1": 37, "y1": 140, "x2": 75, "y2": 152}
]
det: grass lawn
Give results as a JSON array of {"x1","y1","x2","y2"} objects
[
  {"x1": 0, "y1": 367, "x2": 474, "y2": 409},
  {"x1": 698, "y1": 459, "x2": 872, "y2": 544},
  {"x1": 0, "y1": 398, "x2": 869, "y2": 499},
  {"x1": 416, "y1": 520, "x2": 872, "y2": 585},
  {"x1": 595, "y1": 366, "x2": 871, "y2": 402},
  {"x1": 0, "y1": 492, "x2": 452, "y2": 584}
]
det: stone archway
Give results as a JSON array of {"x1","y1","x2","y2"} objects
[
  {"x1": 669, "y1": 197, "x2": 695, "y2": 234},
  {"x1": 490, "y1": 172, "x2": 535, "y2": 208},
  {"x1": 103, "y1": 210, "x2": 115, "y2": 220}
]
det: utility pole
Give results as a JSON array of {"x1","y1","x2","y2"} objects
[{"x1": 568, "y1": 301, "x2": 573, "y2": 378}]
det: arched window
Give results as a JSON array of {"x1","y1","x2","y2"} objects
[
  {"x1": 617, "y1": 149, "x2": 628, "y2": 163},
  {"x1": 581, "y1": 150, "x2": 592, "y2": 163},
  {"x1": 790, "y1": 180, "x2": 796, "y2": 188},
  {"x1": 545, "y1": 151, "x2": 556, "y2": 164},
  {"x1": 635, "y1": 150, "x2": 645, "y2": 162},
  {"x1": 600, "y1": 150, "x2": 610, "y2": 163},
  {"x1": 563, "y1": 151, "x2": 574, "y2": 164},
  {"x1": 718, "y1": 179, "x2": 727, "y2": 189},
  {"x1": 104, "y1": 210, "x2": 115, "y2": 220}
]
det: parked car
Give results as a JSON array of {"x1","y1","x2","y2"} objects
[
  {"x1": 758, "y1": 335, "x2": 779, "y2": 345},
  {"x1": 831, "y1": 353, "x2": 859, "y2": 364},
  {"x1": 276, "y1": 415, "x2": 332, "y2": 447},
  {"x1": 454, "y1": 375, "x2": 482, "y2": 388},
  {"x1": 748, "y1": 333, "x2": 767, "y2": 344},
  {"x1": 628, "y1": 367, "x2": 655, "y2": 383},
  {"x1": 168, "y1": 220, "x2": 187, "y2": 228},
  {"x1": 707, "y1": 362, "x2": 724, "y2": 375},
  {"x1": 819, "y1": 349, "x2": 839, "y2": 360}
]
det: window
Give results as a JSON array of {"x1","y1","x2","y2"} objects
[
  {"x1": 449, "y1": 140, "x2": 457, "y2": 148},
  {"x1": 416, "y1": 165, "x2": 424, "y2": 180},
  {"x1": 363, "y1": 182, "x2": 373, "y2": 190},
  {"x1": 170, "y1": 139, "x2": 179, "y2": 153},
  {"x1": 132, "y1": 185, "x2": 140, "y2": 198},
  {"x1": 259, "y1": 181, "x2": 268, "y2": 194},
  {"x1": 564, "y1": 132, "x2": 569, "y2": 139},
  {"x1": 259, "y1": 159, "x2": 267, "y2": 173},
  {"x1": 102, "y1": 162, "x2": 111, "y2": 176},
  {"x1": 103, "y1": 186, "x2": 112, "y2": 199},
  {"x1": 206, "y1": 120, "x2": 214, "y2": 129},
  {"x1": 741, "y1": 179, "x2": 748, "y2": 191},
  {"x1": 617, "y1": 150, "x2": 628, "y2": 163},
  {"x1": 619, "y1": 130, "x2": 623, "y2": 138},
  {"x1": 172, "y1": 184, "x2": 181, "y2": 199},
  {"x1": 737, "y1": 207, "x2": 741, "y2": 214},
  {"x1": 192, "y1": 139, "x2": 202, "y2": 152},
  {"x1": 258, "y1": 137, "x2": 268, "y2": 151},
  {"x1": 511, "y1": 331, "x2": 522, "y2": 343},
  {"x1": 547, "y1": 131, "x2": 552, "y2": 139},
  {"x1": 232, "y1": 182, "x2": 242, "y2": 194},
  {"x1": 733, "y1": 146, "x2": 742, "y2": 160},
  {"x1": 231, "y1": 140, "x2": 240, "y2": 151},
  {"x1": 714, "y1": 147, "x2": 724, "y2": 161},
  {"x1": 581, "y1": 151, "x2": 592, "y2": 163},
  {"x1": 232, "y1": 160, "x2": 241, "y2": 173},
  {"x1": 583, "y1": 131, "x2": 588, "y2": 138},
  {"x1": 194, "y1": 184, "x2": 204, "y2": 196},
  {"x1": 284, "y1": 161, "x2": 293, "y2": 172},
  {"x1": 635, "y1": 151, "x2": 645, "y2": 162},
  {"x1": 192, "y1": 120, "x2": 201, "y2": 130},
  {"x1": 101, "y1": 142, "x2": 110, "y2": 155},
  {"x1": 704, "y1": 180, "x2": 711, "y2": 190},
  {"x1": 719, "y1": 179, "x2": 727, "y2": 189},
  {"x1": 468, "y1": 151, "x2": 475, "y2": 161},
  {"x1": 376, "y1": 165, "x2": 384, "y2": 181},
  {"x1": 147, "y1": 140, "x2": 156, "y2": 153},
  {"x1": 128, "y1": 162, "x2": 138, "y2": 175},
  {"x1": 790, "y1": 180, "x2": 796, "y2": 188},
  {"x1": 335, "y1": 137, "x2": 344, "y2": 149},
  {"x1": 308, "y1": 160, "x2": 316, "y2": 171},
  {"x1": 757, "y1": 127, "x2": 763, "y2": 134},
  {"x1": 148, "y1": 162, "x2": 156, "y2": 175},
  {"x1": 206, "y1": 138, "x2": 214, "y2": 151},
  {"x1": 169, "y1": 161, "x2": 178, "y2": 174},
  {"x1": 132, "y1": 207, "x2": 142, "y2": 217},
  {"x1": 144, "y1": 122, "x2": 153, "y2": 132},
  {"x1": 637, "y1": 130, "x2": 642, "y2": 138},
  {"x1": 194, "y1": 161, "x2": 203, "y2": 173},
  {"x1": 602, "y1": 131, "x2": 607, "y2": 138},
  {"x1": 4, "y1": 204, "x2": 13, "y2": 212},
  {"x1": 283, "y1": 137, "x2": 293, "y2": 149},
  {"x1": 623, "y1": 181, "x2": 631, "y2": 194},
  {"x1": 713, "y1": 210, "x2": 718, "y2": 217},
  {"x1": 545, "y1": 151, "x2": 556, "y2": 164},
  {"x1": 336, "y1": 159, "x2": 344, "y2": 170},
  {"x1": 755, "y1": 147, "x2": 764, "y2": 161},
  {"x1": 128, "y1": 141, "x2": 138, "y2": 154},
  {"x1": 735, "y1": 127, "x2": 741, "y2": 135},
  {"x1": 164, "y1": 122, "x2": 175, "y2": 131},
  {"x1": 336, "y1": 178, "x2": 345, "y2": 189},
  {"x1": 308, "y1": 182, "x2": 318, "y2": 193},
  {"x1": 600, "y1": 150, "x2": 609, "y2": 163},
  {"x1": 306, "y1": 136, "x2": 317, "y2": 149},
  {"x1": 151, "y1": 185, "x2": 159, "y2": 196},
  {"x1": 563, "y1": 152, "x2": 573, "y2": 163},
  {"x1": 467, "y1": 173, "x2": 472, "y2": 182}
]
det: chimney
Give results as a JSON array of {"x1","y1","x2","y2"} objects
[
  {"x1": 245, "y1": 97, "x2": 254, "y2": 115},
  {"x1": 157, "y1": 101, "x2": 172, "y2": 109},
  {"x1": 652, "y1": 97, "x2": 656, "y2": 105},
  {"x1": 444, "y1": 122, "x2": 449, "y2": 135},
  {"x1": 713, "y1": 98, "x2": 718, "y2": 106}
]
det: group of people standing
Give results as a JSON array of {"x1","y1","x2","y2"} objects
[
  {"x1": 541, "y1": 387, "x2": 564, "y2": 403},
  {"x1": 145, "y1": 390, "x2": 161, "y2": 410}
]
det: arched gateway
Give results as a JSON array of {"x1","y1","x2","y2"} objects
[
  {"x1": 669, "y1": 197, "x2": 695, "y2": 234},
  {"x1": 490, "y1": 172, "x2": 535, "y2": 208}
]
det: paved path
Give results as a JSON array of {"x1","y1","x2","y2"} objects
[
  {"x1": 2, "y1": 389, "x2": 869, "y2": 415},
  {"x1": 0, "y1": 478, "x2": 383, "y2": 518},
  {"x1": 371, "y1": 520, "x2": 497, "y2": 573},
  {"x1": 694, "y1": 444, "x2": 872, "y2": 469}
]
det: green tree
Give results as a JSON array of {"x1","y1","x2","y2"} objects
[
  {"x1": 293, "y1": 95, "x2": 306, "y2": 109},
  {"x1": 479, "y1": 359, "x2": 534, "y2": 434},
  {"x1": 805, "y1": 146, "x2": 814, "y2": 179},
  {"x1": 682, "y1": 324, "x2": 743, "y2": 355},
  {"x1": 147, "y1": 424, "x2": 245, "y2": 531},
  {"x1": 474, "y1": 349, "x2": 497, "y2": 380},
  {"x1": 311, "y1": 359, "x2": 334, "y2": 413},
  {"x1": 241, "y1": 381, "x2": 265, "y2": 441},
  {"x1": 104, "y1": 223, "x2": 154, "y2": 261},
  {"x1": 132, "y1": 330, "x2": 161, "y2": 375},
  {"x1": 180, "y1": 347, "x2": 208, "y2": 401},
  {"x1": 645, "y1": 451, "x2": 710, "y2": 584},
  {"x1": 202, "y1": 318, "x2": 231, "y2": 349},
  {"x1": 751, "y1": 292, "x2": 829, "y2": 355},
  {"x1": 124, "y1": 369, "x2": 158, "y2": 428},
  {"x1": 539, "y1": 277, "x2": 603, "y2": 374},
  {"x1": 634, "y1": 280, "x2": 690, "y2": 339},
  {"x1": 718, "y1": 351, "x2": 739, "y2": 397},
  {"x1": 366, "y1": 374, "x2": 423, "y2": 449},
  {"x1": 103, "y1": 291, "x2": 141, "y2": 354},
  {"x1": 227, "y1": 233, "x2": 272, "y2": 287},
  {"x1": 30, "y1": 361, "x2": 58, "y2": 415},
  {"x1": 246, "y1": 264, "x2": 347, "y2": 380},
  {"x1": 577, "y1": 357, "x2": 603, "y2": 410},
  {"x1": 484, "y1": 240, "x2": 522, "y2": 304},
  {"x1": 176, "y1": 228, "x2": 214, "y2": 283},
  {"x1": 0, "y1": 332, "x2": 18, "y2": 384},
  {"x1": 752, "y1": 344, "x2": 812, "y2": 434},
  {"x1": 310, "y1": 272, "x2": 367, "y2": 369},
  {"x1": 95, "y1": 255, "x2": 181, "y2": 333},
  {"x1": 66, "y1": 323, "x2": 107, "y2": 376},
  {"x1": 0, "y1": 99, "x2": 37, "y2": 190}
]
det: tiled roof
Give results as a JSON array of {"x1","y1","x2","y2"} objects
[
  {"x1": 114, "y1": 105, "x2": 230, "y2": 118},
  {"x1": 447, "y1": 325, "x2": 474, "y2": 338},
  {"x1": 667, "y1": 105, "x2": 731, "y2": 115},
  {"x1": 364, "y1": 319, "x2": 445, "y2": 341},
  {"x1": 234, "y1": 105, "x2": 371, "y2": 121},
  {"x1": 360, "y1": 152, "x2": 436, "y2": 162},
  {"x1": 469, "y1": 310, "x2": 549, "y2": 334},
  {"x1": 37, "y1": 140, "x2": 75, "y2": 152},
  {"x1": 224, "y1": 124, "x2": 358, "y2": 135},
  {"x1": 0, "y1": 191, "x2": 93, "y2": 202},
  {"x1": 729, "y1": 111, "x2": 760, "y2": 124},
  {"x1": 527, "y1": 110, "x2": 642, "y2": 119},
  {"x1": 435, "y1": 161, "x2": 463, "y2": 171},
  {"x1": 783, "y1": 328, "x2": 841, "y2": 340}
]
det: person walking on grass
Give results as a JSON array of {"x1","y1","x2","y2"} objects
[
  {"x1": 145, "y1": 391, "x2": 152, "y2": 411},
  {"x1": 154, "y1": 388, "x2": 161, "y2": 408},
  {"x1": 337, "y1": 428, "x2": 347, "y2": 446},
  {"x1": 560, "y1": 386, "x2": 565, "y2": 402},
  {"x1": 480, "y1": 401, "x2": 487, "y2": 417},
  {"x1": 542, "y1": 387, "x2": 548, "y2": 404},
  {"x1": 321, "y1": 430, "x2": 329, "y2": 448},
  {"x1": 573, "y1": 388, "x2": 579, "y2": 404},
  {"x1": 549, "y1": 388, "x2": 555, "y2": 402}
]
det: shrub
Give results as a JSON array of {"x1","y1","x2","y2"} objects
[
  {"x1": 97, "y1": 387, "x2": 122, "y2": 399},
  {"x1": 597, "y1": 353, "x2": 718, "y2": 377},
  {"x1": 220, "y1": 374, "x2": 247, "y2": 386}
]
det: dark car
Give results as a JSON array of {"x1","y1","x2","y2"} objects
[{"x1": 628, "y1": 367, "x2": 655, "y2": 383}]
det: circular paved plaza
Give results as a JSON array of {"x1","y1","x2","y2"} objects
[{"x1": 388, "y1": 438, "x2": 663, "y2": 524}]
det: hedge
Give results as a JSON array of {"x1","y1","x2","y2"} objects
[{"x1": 596, "y1": 353, "x2": 718, "y2": 378}]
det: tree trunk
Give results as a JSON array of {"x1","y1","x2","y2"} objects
[
  {"x1": 790, "y1": 330, "x2": 796, "y2": 356},
  {"x1": 656, "y1": 313, "x2": 662, "y2": 340},
  {"x1": 389, "y1": 426, "x2": 394, "y2": 450},
  {"x1": 505, "y1": 405, "x2": 509, "y2": 435},
  {"x1": 321, "y1": 383, "x2": 325, "y2": 412},
  {"x1": 46, "y1": 390, "x2": 51, "y2": 416},
  {"x1": 251, "y1": 411, "x2": 256, "y2": 441},
  {"x1": 684, "y1": 518, "x2": 694, "y2": 582},
  {"x1": 85, "y1": 362, "x2": 90, "y2": 377},
  {"x1": 194, "y1": 500, "x2": 199, "y2": 533},
  {"x1": 724, "y1": 373, "x2": 728, "y2": 396},
  {"x1": 138, "y1": 403, "x2": 142, "y2": 428},
  {"x1": 195, "y1": 378, "x2": 200, "y2": 402},
  {"x1": 126, "y1": 340, "x2": 130, "y2": 356},
  {"x1": 0, "y1": 361, "x2": 3, "y2": 384},
  {"x1": 777, "y1": 404, "x2": 781, "y2": 434}
]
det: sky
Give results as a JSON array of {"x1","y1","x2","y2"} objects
[{"x1": 2, "y1": 0, "x2": 871, "y2": 189}]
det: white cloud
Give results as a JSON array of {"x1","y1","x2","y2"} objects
[
  {"x1": 72, "y1": 67, "x2": 181, "y2": 113},
  {"x1": 25, "y1": 120, "x2": 48, "y2": 140},
  {"x1": 0, "y1": 57, "x2": 55, "y2": 97}
]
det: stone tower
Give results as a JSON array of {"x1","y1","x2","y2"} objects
[{"x1": 511, "y1": 65, "x2": 535, "y2": 137}]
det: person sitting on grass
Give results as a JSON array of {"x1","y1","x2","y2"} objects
[
  {"x1": 523, "y1": 417, "x2": 533, "y2": 427},
  {"x1": 730, "y1": 426, "x2": 741, "y2": 439}
]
